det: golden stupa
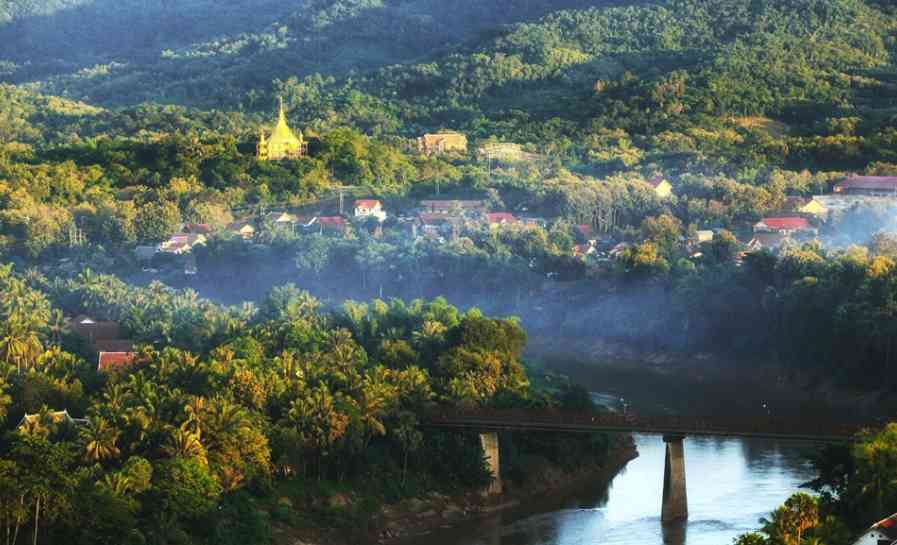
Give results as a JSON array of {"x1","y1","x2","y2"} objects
[{"x1": 257, "y1": 97, "x2": 307, "y2": 161}]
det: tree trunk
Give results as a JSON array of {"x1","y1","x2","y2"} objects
[
  {"x1": 402, "y1": 449, "x2": 409, "y2": 486},
  {"x1": 31, "y1": 497, "x2": 38, "y2": 545}
]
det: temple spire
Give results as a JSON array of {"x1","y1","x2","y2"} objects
[
  {"x1": 278, "y1": 96, "x2": 287, "y2": 126},
  {"x1": 257, "y1": 96, "x2": 307, "y2": 161}
]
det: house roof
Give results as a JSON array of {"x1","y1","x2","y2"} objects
[
  {"x1": 98, "y1": 352, "x2": 136, "y2": 372},
  {"x1": 318, "y1": 216, "x2": 347, "y2": 225},
  {"x1": 69, "y1": 316, "x2": 121, "y2": 342},
  {"x1": 19, "y1": 409, "x2": 88, "y2": 428},
  {"x1": 486, "y1": 212, "x2": 517, "y2": 224},
  {"x1": 354, "y1": 199, "x2": 381, "y2": 208},
  {"x1": 748, "y1": 233, "x2": 789, "y2": 249},
  {"x1": 757, "y1": 217, "x2": 811, "y2": 230},
  {"x1": 226, "y1": 220, "x2": 255, "y2": 231},
  {"x1": 264, "y1": 212, "x2": 299, "y2": 223},
  {"x1": 418, "y1": 213, "x2": 457, "y2": 225},
  {"x1": 865, "y1": 513, "x2": 897, "y2": 541},
  {"x1": 420, "y1": 200, "x2": 485, "y2": 211},
  {"x1": 647, "y1": 175, "x2": 668, "y2": 188},
  {"x1": 836, "y1": 175, "x2": 897, "y2": 191}
]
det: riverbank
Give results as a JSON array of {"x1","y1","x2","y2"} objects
[
  {"x1": 526, "y1": 333, "x2": 895, "y2": 419},
  {"x1": 270, "y1": 435, "x2": 638, "y2": 545},
  {"x1": 375, "y1": 434, "x2": 638, "y2": 544}
]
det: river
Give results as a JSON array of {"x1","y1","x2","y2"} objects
[{"x1": 416, "y1": 433, "x2": 816, "y2": 545}]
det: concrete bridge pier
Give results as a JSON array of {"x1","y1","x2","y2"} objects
[
  {"x1": 479, "y1": 432, "x2": 502, "y2": 496},
  {"x1": 662, "y1": 435, "x2": 688, "y2": 522}
]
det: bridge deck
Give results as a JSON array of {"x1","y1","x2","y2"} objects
[{"x1": 424, "y1": 410, "x2": 872, "y2": 442}]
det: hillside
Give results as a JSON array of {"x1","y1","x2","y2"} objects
[
  {"x1": 0, "y1": 0, "x2": 620, "y2": 104},
  {"x1": 3, "y1": 0, "x2": 897, "y2": 176}
]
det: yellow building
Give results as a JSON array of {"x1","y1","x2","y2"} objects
[
  {"x1": 417, "y1": 132, "x2": 468, "y2": 155},
  {"x1": 799, "y1": 198, "x2": 828, "y2": 218},
  {"x1": 257, "y1": 98, "x2": 307, "y2": 161},
  {"x1": 648, "y1": 175, "x2": 673, "y2": 199}
]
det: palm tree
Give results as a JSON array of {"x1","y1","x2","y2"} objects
[
  {"x1": 164, "y1": 424, "x2": 207, "y2": 464},
  {"x1": 99, "y1": 472, "x2": 132, "y2": 497},
  {"x1": 80, "y1": 417, "x2": 121, "y2": 463},
  {"x1": 46, "y1": 310, "x2": 69, "y2": 347}
]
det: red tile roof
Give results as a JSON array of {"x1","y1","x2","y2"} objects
[
  {"x1": 835, "y1": 175, "x2": 897, "y2": 191},
  {"x1": 98, "y1": 352, "x2": 136, "y2": 372},
  {"x1": 870, "y1": 513, "x2": 897, "y2": 540},
  {"x1": 486, "y1": 212, "x2": 517, "y2": 224},
  {"x1": 318, "y1": 216, "x2": 347, "y2": 225},
  {"x1": 757, "y1": 217, "x2": 811, "y2": 231},
  {"x1": 354, "y1": 199, "x2": 381, "y2": 209}
]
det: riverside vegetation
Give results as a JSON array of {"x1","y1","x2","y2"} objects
[{"x1": 0, "y1": 268, "x2": 617, "y2": 544}]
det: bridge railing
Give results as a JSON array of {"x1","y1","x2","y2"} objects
[{"x1": 423, "y1": 409, "x2": 870, "y2": 439}]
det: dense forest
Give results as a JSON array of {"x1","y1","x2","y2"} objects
[{"x1": 0, "y1": 267, "x2": 613, "y2": 545}]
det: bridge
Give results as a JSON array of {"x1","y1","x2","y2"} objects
[{"x1": 424, "y1": 409, "x2": 874, "y2": 522}]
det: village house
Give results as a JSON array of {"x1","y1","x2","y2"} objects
[
  {"x1": 354, "y1": 199, "x2": 387, "y2": 222},
  {"x1": 98, "y1": 351, "x2": 137, "y2": 372},
  {"x1": 417, "y1": 213, "x2": 458, "y2": 238},
  {"x1": 609, "y1": 242, "x2": 632, "y2": 260},
  {"x1": 753, "y1": 216, "x2": 817, "y2": 236},
  {"x1": 264, "y1": 211, "x2": 300, "y2": 229},
  {"x1": 68, "y1": 315, "x2": 122, "y2": 345},
  {"x1": 227, "y1": 220, "x2": 256, "y2": 240},
  {"x1": 747, "y1": 232, "x2": 790, "y2": 251},
  {"x1": 158, "y1": 233, "x2": 207, "y2": 254},
  {"x1": 573, "y1": 241, "x2": 597, "y2": 259},
  {"x1": 417, "y1": 132, "x2": 468, "y2": 155},
  {"x1": 801, "y1": 194, "x2": 895, "y2": 220},
  {"x1": 18, "y1": 409, "x2": 89, "y2": 432},
  {"x1": 798, "y1": 198, "x2": 828, "y2": 218},
  {"x1": 485, "y1": 212, "x2": 518, "y2": 228},
  {"x1": 69, "y1": 316, "x2": 136, "y2": 371},
  {"x1": 834, "y1": 174, "x2": 897, "y2": 196},
  {"x1": 419, "y1": 199, "x2": 486, "y2": 217},
  {"x1": 519, "y1": 217, "x2": 547, "y2": 229},
  {"x1": 317, "y1": 216, "x2": 348, "y2": 234},
  {"x1": 852, "y1": 512, "x2": 897, "y2": 545},
  {"x1": 647, "y1": 175, "x2": 673, "y2": 199}
]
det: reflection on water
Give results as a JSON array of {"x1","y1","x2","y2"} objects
[{"x1": 420, "y1": 434, "x2": 816, "y2": 545}]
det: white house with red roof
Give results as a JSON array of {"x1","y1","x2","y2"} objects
[
  {"x1": 354, "y1": 199, "x2": 387, "y2": 222},
  {"x1": 853, "y1": 513, "x2": 897, "y2": 545},
  {"x1": 753, "y1": 216, "x2": 817, "y2": 236}
]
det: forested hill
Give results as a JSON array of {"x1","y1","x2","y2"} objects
[
  {"x1": 0, "y1": 0, "x2": 618, "y2": 103},
  {"x1": 4, "y1": 0, "x2": 897, "y2": 175}
]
